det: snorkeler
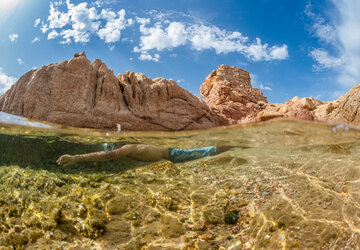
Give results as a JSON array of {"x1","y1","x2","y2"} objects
[{"x1": 56, "y1": 143, "x2": 234, "y2": 167}]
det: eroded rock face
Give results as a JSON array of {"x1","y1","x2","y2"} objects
[
  {"x1": 244, "y1": 85, "x2": 360, "y2": 127},
  {"x1": 0, "y1": 52, "x2": 219, "y2": 131},
  {"x1": 253, "y1": 96, "x2": 321, "y2": 123},
  {"x1": 200, "y1": 65, "x2": 267, "y2": 125},
  {"x1": 315, "y1": 84, "x2": 360, "y2": 126}
]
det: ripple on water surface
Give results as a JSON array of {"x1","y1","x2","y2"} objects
[{"x1": 0, "y1": 115, "x2": 360, "y2": 249}]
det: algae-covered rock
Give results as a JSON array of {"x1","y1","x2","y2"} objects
[
  {"x1": 83, "y1": 209, "x2": 107, "y2": 239},
  {"x1": 190, "y1": 191, "x2": 210, "y2": 208},
  {"x1": 194, "y1": 240, "x2": 212, "y2": 249},
  {"x1": 106, "y1": 195, "x2": 134, "y2": 215},
  {"x1": 202, "y1": 206, "x2": 224, "y2": 225},
  {"x1": 160, "y1": 215, "x2": 185, "y2": 238},
  {"x1": 100, "y1": 216, "x2": 131, "y2": 245},
  {"x1": 224, "y1": 212, "x2": 238, "y2": 224}
]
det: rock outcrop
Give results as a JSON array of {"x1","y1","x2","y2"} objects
[
  {"x1": 243, "y1": 85, "x2": 360, "y2": 126},
  {"x1": 199, "y1": 65, "x2": 360, "y2": 127},
  {"x1": 0, "y1": 52, "x2": 219, "y2": 131},
  {"x1": 315, "y1": 84, "x2": 360, "y2": 125},
  {"x1": 200, "y1": 65, "x2": 267, "y2": 125},
  {"x1": 1, "y1": 54, "x2": 360, "y2": 130},
  {"x1": 253, "y1": 96, "x2": 321, "y2": 122}
]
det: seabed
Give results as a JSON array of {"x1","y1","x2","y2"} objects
[{"x1": 0, "y1": 119, "x2": 360, "y2": 249}]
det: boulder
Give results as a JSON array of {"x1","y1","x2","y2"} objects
[
  {"x1": 200, "y1": 65, "x2": 268, "y2": 124},
  {"x1": 0, "y1": 52, "x2": 219, "y2": 131}
]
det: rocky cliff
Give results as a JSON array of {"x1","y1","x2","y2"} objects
[
  {"x1": 0, "y1": 52, "x2": 219, "y2": 131},
  {"x1": 1, "y1": 53, "x2": 360, "y2": 130},
  {"x1": 200, "y1": 65, "x2": 267, "y2": 125},
  {"x1": 243, "y1": 85, "x2": 360, "y2": 126}
]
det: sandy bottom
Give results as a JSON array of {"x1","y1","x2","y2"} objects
[{"x1": 0, "y1": 140, "x2": 359, "y2": 249}]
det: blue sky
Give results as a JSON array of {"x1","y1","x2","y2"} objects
[{"x1": 0, "y1": 0, "x2": 359, "y2": 103}]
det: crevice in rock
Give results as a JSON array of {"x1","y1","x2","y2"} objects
[
  {"x1": 93, "y1": 79, "x2": 98, "y2": 109},
  {"x1": 99, "y1": 77, "x2": 104, "y2": 97},
  {"x1": 119, "y1": 83, "x2": 129, "y2": 110}
]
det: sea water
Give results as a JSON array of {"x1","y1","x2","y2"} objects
[{"x1": 0, "y1": 112, "x2": 359, "y2": 249}]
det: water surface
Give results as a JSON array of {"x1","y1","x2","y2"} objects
[{"x1": 0, "y1": 113, "x2": 359, "y2": 249}]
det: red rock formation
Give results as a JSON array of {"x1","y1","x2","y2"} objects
[
  {"x1": 253, "y1": 96, "x2": 321, "y2": 123},
  {"x1": 200, "y1": 65, "x2": 267, "y2": 124},
  {"x1": 0, "y1": 52, "x2": 219, "y2": 131},
  {"x1": 244, "y1": 85, "x2": 360, "y2": 127},
  {"x1": 314, "y1": 84, "x2": 360, "y2": 125},
  {"x1": 2, "y1": 55, "x2": 360, "y2": 130}
]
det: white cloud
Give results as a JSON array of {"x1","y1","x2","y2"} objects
[
  {"x1": 41, "y1": 1, "x2": 132, "y2": 44},
  {"x1": 61, "y1": 1, "x2": 100, "y2": 43},
  {"x1": 32, "y1": 37, "x2": 40, "y2": 43},
  {"x1": 244, "y1": 38, "x2": 288, "y2": 61},
  {"x1": 34, "y1": 18, "x2": 41, "y2": 27},
  {"x1": 188, "y1": 25, "x2": 247, "y2": 54},
  {"x1": 135, "y1": 20, "x2": 288, "y2": 62},
  {"x1": 48, "y1": 30, "x2": 59, "y2": 39},
  {"x1": 137, "y1": 51, "x2": 160, "y2": 62},
  {"x1": 40, "y1": 2, "x2": 288, "y2": 63},
  {"x1": 97, "y1": 9, "x2": 129, "y2": 43},
  {"x1": 139, "y1": 21, "x2": 188, "y2": 51},
  {"x1": 41, "y1": 23, "x2": 49, "y2": 33},
  {"x1": 9, "y1": 33, "x2": 18, "y2": 42},
  {"x1": 0, "y1": 68, "x2": 17, "y2": 94},
  {"x1": 306, "y1": 1, "x2": 360, "y2": 87},
  {"x1": 48, "y1": 2, "x2": 69, "y2": 29},
  {"x1": 17, "y1": 58, "x2": 23, "y2": 65}
]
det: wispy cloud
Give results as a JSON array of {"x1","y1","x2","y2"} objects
[
  {"x1": 0, "y1": 68, "x2": 17, "y2": 94},
  {"x1": 306, "y1": 1, "x2": 360, "y2": 87},
  {"x1": 250, "y1": 73, "x2": 272, "y2": 91},
  {"x1": 48, "y1": 30, "x2": 59, "y2": 39},
  {"x1": 34, "y1": 18, "x2": 41, "y2": 27},
  {"x1": 32, "y1": 37, "x2": 40, "y2": 43},
  {"x1": 9, "y1": 33, "x2": 18, "y2": 42},
  {"x1": 17, "y1": 58, "x2": 24, "y2": 65}
]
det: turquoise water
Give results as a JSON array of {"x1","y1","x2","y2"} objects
[{"x1": 0, "y1": 112, "x2": 360, "y2": 249}]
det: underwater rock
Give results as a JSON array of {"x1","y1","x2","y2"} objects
[
  {"x1": 99, "y1": 217, "x2": 131, "y2": 245},
  {"x1": 224, "y1": 212, "x2": 238, "y2": 224},
  {"x1": 202, "y1": 206, "x2": 224, "y2": 225},
  {"x1": 228, "y1": 241, "x2": 243, "y2": 250},
  {"x1": 0, "y1": 52, "x2": 219, "y2": 131},
  {"x1": 200, "y1": 65, "x2": 267, "y2": 124},
  {"x1": 82, "y1": 209, "x2": 107, "y2": 239},
  {"x1": 106, "y1": 195, "x2": 135, "y2": 215},
  {"x1": 160, "y1": 215, "x2": 185, "y2": 238},
  {"x1": 190, "y1": 191, "x2": 210, "y2": 208},
  {"x1": 194, "y1": 240, "x2": 212, "y2": 249}
]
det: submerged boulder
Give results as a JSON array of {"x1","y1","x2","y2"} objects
[{"x1": 0, "y1": 52, "x2": 219, "y2": 131}]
